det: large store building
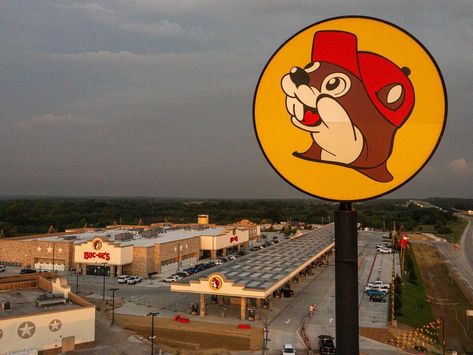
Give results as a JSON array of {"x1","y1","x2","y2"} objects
[{"x1": 0, "y1": 217, "x2": 261, "y2": 277}]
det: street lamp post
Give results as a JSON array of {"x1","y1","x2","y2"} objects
[
  {"x1": 75, "y1": 270, "x2": 80, "y2": 294},
  {"x1": 102, "y1": 262, "x2": 107, "y2": 301},
  {"x1": 109, "y1": 288, "x2": 118, "y2": 326},
  {"x1": 147, "y1": 312, "x2": 159, "y2": 355}
]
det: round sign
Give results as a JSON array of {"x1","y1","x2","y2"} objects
[
  {"x1": 209, "y1": 274, "x2": 224, "y2": 290},
  {"x1": 92, "y1": 238, "x2": 103, "y2": 250},
  {"x1": 253, "y1": 16, "x2": 446, "y2": 201}
]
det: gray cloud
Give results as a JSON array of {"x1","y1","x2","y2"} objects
[{"x1": 0, "y1": 0, "x2": 472, "y2": 199}]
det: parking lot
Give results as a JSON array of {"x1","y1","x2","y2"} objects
[{"x1": 0, "y1": 229, "x2": 401, "y2": 354}]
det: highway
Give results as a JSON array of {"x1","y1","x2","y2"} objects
[
  {"x1": 434, "y1": 214, "x2": 473, "y2": 300},
  {"x1": 460, "y1": 216, "x2": 473, "y2": 271}
]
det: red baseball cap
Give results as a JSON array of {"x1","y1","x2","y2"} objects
[{"x1": 311, "y1": 31, "x2": 414, "y2": 127}]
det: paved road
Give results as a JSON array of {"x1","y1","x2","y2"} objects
[
  {"x1": 460, "y1": 215, "x2": 473, "y2": 270},
  {"x1": 433, "y1": 216, "x2": 473, "y2": 298}
]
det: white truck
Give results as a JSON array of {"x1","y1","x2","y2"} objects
[{"x1": 365, "y1": 280, "x2": 390, "y2": 292}]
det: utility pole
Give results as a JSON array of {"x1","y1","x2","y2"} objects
[
  {"x1": 109, "y1": 288, "x2": 118, "y2": 326},
  {"x1": 262, "y1": 318, "x2": 269, "y2": 354},
  {"x1": 147, "y1": 312, "x2": 159, "y2": 354},
  {"x1": 102, "y1": 262, "x2": 107, "y2": 301},
  {"x1": 335, "y1": 202, "x2": 359, "y2": 353},
  {"x1": 75, "y1": 270, "x2": 80, "y2": 294},
  {"x1": 52, "y1": 244, "x2": 55, "y2": 272},
  {"x1": 442, "y1": 317, "x2": 446, "y2": 355}
]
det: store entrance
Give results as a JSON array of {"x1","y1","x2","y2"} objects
[{"x1": 86, "y1": 264, "x2": 110, "y2": 276}]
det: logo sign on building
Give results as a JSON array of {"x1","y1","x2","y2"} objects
[
  {"x1": 253, "y1": 16, "x2": 446, "y2": 201},
  {"x1": 209, "y1": 274, "x2": 224, "y2": 290},
  {"x1": 93, "y1": 238, "x2": 103, "y2": 250}
]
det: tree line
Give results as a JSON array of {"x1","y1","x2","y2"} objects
[{"x1": 0, "y1": 197, "x2": 465, "y2": 237}]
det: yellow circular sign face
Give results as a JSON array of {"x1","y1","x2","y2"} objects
[
  {"x1": 209, "y1": 274, "x2": 223, "y2": 290},
  {"x1": 254, "y1": 17, "x2": 446, "y2": 201}
]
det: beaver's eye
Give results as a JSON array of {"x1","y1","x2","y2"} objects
[{"x1": 321, "y1": 73, "x2": 351, "y2": 97}]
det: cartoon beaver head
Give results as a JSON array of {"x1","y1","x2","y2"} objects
[{"x1": 281, "y1": 31, "x2": 415, "y2": 182}]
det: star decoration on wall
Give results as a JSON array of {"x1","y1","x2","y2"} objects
[
  {"x1": 49, "y1": 319, "x2": 62, "y2": 332},
  {"x1": 47, "y1": 246, "x2": 53, "y2": 254},
  {"x1": 57, "y1": 247, "x2": 63, "y2": 254},
  {"x1": 17, "y1": 321, "x2": 36, "y2": 339},
  {"x1": 37, "y1": 246, "x2": 42, "y2": 252}
]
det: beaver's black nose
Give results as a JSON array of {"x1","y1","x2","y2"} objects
[{"x1": 290, "y1": 67, "x2": 310, "y2": 87}]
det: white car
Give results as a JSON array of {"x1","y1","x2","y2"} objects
[
  {"x1": 163, "y1": 275, "x2": 180, "y2": 283},
  {"x1": 213, "y1": 259, "x2": 224, "y2": 265},
  {"x1": 127, "y1": 276, "x2": 142, "y2": 284},
  {"x1": 365, "y1": 284, "x2": 391, "y2": 292},
  {"x1": 117, "y1": 275, "x2": 131, "y2": 284},
  {"x1": 377, "y1": 247, "x2": 392, "y2": 254},
  {"x1": 228, "y1": 255, "x2": 237, "y2": 260},
  {"x1": 376, "y1": 243, "x2": 390, "y2": 249},
  {"x1": 282, "y1": 344, "x2": 296, "y2": 354},
  {"x1": 366, "y1": 280, "x2": 390, "y2": 290}
]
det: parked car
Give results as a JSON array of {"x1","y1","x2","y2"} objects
[
  {"x1": 0, "y1": 265, "x2": 6, "y2": 272},
  {"x1": 282, "y1": 284, "x2": 294, "y2": 297},
  {"x1": 273, "y1": 239, "x2": 280, "y2": 244},
  {"x1": 213, "y1": 259, "x2": 224, "y2": 265},
  {"x1": 219, "y1": 257, "x2": 229, "y2": 263},
  {"x1": 365, "y1": 280, "x2": 390, "y2": 292},
  {"x1": 282, "y1": 343, "x2": 296, "y2": 354},
  {"x1": 237, "y1": 250, "x2": 247, "y2": 256},
  {"x1": 228, "y1": 255, "x2": 237, "y2": 260},
  {"x1": 318, "y1": 335, "x2": 335, "y2": 354},
  {"x1": 163, "y1": 275, "x2": 180, "y2": 283},
  {"x1": 204, "y1": 261, "x2": 216, "y2": 269},
  {"x1": 127, "y1": 276, "x2": 142, "y2": 284},
  {"x1": 368, "y1": 285, "x2": 389, "y2": 294},
  {"x1": 194, "y1": 263, "x2": 206, "y2": 271},
  {"x1": 367, "y1": 280, "x2": 389, "y2": 288},
  {"x1": 20, "y1": 268, "x2": 37, "y2": 274},
  {"x1": 250, "y1": 246, "x2": 261, "y2": 251},
  {"x1": 377, "y1": 247, "x2": 392, "y2": 254},
  {"x1": 183, "y1": 268, "x2": 196, "y2": 275},
  {"x1": 376, "y1": 243, "x2": 390, "y2": 249},
  {"x1": 176, "y1": 271, "x2": 189, "y2": 278},
  {"x1": 369, "y1": 294, "x2": 387, "y2": 302},
  {"x1": 366, "y1": 289, "x2": 386, "y2": 297},
  {"x1": 117, "y1": 275, "x2": 132, "y2": 284}
]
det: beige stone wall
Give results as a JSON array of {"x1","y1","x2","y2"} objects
[
  {"x1": 159, "y1": 237, "x2": 199, "y2": 262},
  {"x1": 125, "y1": 247, "x2": 154, "y2": 276},
  {"x1": 153, "y1": 237, "x2": 199, "y2": 272},
  {"x1": 0, "y1": 239, "x2": 33, "y2": 266},
  {"x1": 0, "y1": 239, "x2": 74, "y2": 269},
  {"x1": 31, "y1": 240, "x2": 74, "y2": 270}
]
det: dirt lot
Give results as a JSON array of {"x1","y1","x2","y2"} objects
[
  {"x1": 114, "y1": 314, "x2": 263, "y2": 353},
  {"x1": 412, "y1": 242, "x2": 473, "y2": 353}
]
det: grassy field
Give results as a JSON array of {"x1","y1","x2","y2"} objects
[
  {"x1": 417, "y1": 217, "x2": 468, "y2": 243},
  {"x1": 398, "y1": 249, "x2": 434, "y2": 328},
  {"x1": 443, "y1": 218, "x2": 468, "y2": 243}
]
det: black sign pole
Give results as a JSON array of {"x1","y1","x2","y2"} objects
[{"x1": 335, "y1": 201, "x2": 359, "y2": 354}]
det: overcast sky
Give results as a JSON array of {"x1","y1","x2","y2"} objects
[{"x1": 0, "y1": 1, "x2": 472, "y2": 199}]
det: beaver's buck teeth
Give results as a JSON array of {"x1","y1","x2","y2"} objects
[{"x1": 294, "y1": 100, "x2": 304, "y2": 121}]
